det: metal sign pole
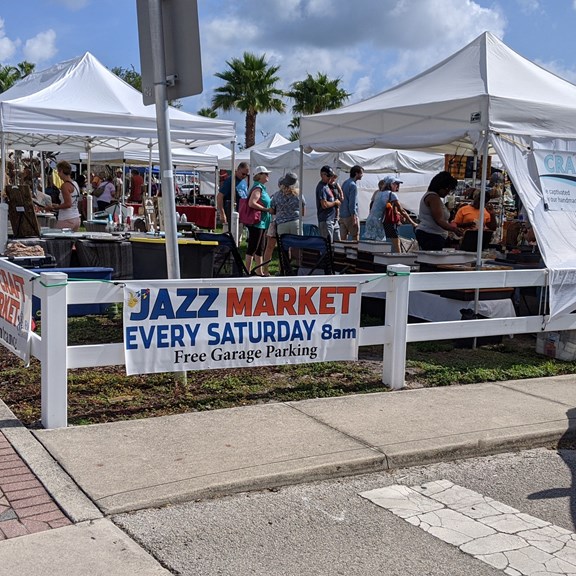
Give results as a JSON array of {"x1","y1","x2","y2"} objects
[{"x1": 147, "y1": 0, "x2": 180, "y2": 279}]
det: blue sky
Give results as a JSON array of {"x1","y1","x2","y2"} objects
[{"x1": 1, "y1": 0, "x2": 576, "y2": 147}]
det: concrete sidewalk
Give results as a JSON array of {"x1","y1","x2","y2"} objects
[{"x1": 1, "y1": 375, "x2": 576, "y2": 574}]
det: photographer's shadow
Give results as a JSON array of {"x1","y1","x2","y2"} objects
[{"x1": 527, "y1": 407, "x2": 576, "y2": 528}]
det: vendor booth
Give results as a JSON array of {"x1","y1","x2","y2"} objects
[{"x1": 300, "y1": 31, "x2": 576, "y2": 318}]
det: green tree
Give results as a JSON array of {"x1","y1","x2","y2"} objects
[
  {"x1": 212, "y1": 52, "x2": 285, "y2": 148},
  {"x1": 111, "y1": 65, "x2": 182, "y2": 108},
  {"x1": 0, "y1": 61, "x2": 36, "y2": 93},
  {"x1": 111, "y1": 65, "x2": 142, "y2": 92},
  {"x1": 285, "y1": 72, "x2": 350, "y2": 139},
  {"x1": 197, "y1": 107, "x2": 218, "y2": 118}
]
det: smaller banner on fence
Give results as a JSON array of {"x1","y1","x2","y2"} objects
[
  {"x1": 534, "y1": 150, "x2": 576, "y2": 212},
  {"x1": 123, "y1": 278, "x2": 362, "y2": 375},
  {"x1": 0, "y1": 260, "x2": 33, "y2": 364}
]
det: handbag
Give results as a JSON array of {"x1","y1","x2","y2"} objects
[
  {"x1": 238, "y1": 186, "x2": 262, "y2": 226},
  {"x1": 92, "y1": 184, "x2": 106, "y2": 198},
  {"x1": 383, "y1": 192, "x2": 402, "y2": 225}
]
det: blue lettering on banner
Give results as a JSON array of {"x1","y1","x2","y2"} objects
[
  {"x1": 129, "y1": 288, "x2": 219, "y2": 321},
  {"x1": 125, "y1": 323, "x2": 201, "y2": 350},
  {"x1": 544, "y1": 154, "x2": 576, "y2": 175},
  {"x1": 207, "y1": 319, "x2": 315, "y2": 345}
]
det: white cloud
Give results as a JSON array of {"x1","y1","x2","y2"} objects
[
  {"x1": 536, "y1": 58, "x2": 576, "y2": 84},
  {"x1": 23, "y1": 30, "x2": 57, "y2": 64},
  {"x1": 193, "y1": 0, "x2": 508, "y2": 140},
  {"x1": 516, "y1": 0, "x2": 540, "y2": 13},
  {"x1": 0, "y1": 17, "x2": 19, "y2": 62}
]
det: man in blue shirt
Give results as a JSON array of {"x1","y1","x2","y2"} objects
[
  {"x1": 315, "y1": 165, "x2": 341, "y2": 240},
  {"x1": 217, "y1": 162, "x2": 250, "y2": 228},
  {"x1": 339, "y1": 164, "x2": 363, "y2": 241}
]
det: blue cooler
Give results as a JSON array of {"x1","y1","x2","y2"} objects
[{"x1": 32, "y1": 267, "x2": 114, "y2": 318}]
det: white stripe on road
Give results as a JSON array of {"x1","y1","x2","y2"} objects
[{"x1": 361, "y1": 480, "x2": 576, "y2": 575}]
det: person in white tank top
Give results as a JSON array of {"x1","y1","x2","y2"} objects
[
  {"x1": 415, "y1": 171, "x2": 463, "y2": 251},
  {"x1": 49, "y1": 160, "x2": 81, "y2": 231}
]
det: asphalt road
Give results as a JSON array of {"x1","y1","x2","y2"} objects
[{"x1": 113, "y1": 447, "x2": 576, "y2": 575}]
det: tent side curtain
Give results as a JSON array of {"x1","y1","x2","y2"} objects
[{"x1": 491, "y1": 133, "x2": 576, "y2": 317}]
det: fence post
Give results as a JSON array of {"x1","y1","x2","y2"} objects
[
  {"x1": 382, "y1": 264, "x2": 410, "y2": 390},
  {"x1": 39, "y1": 271, "x2": 68, "y2": 429}
]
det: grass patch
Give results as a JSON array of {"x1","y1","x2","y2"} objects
[{"x1": 0, "y1": 316, "x2": 574, "y2": 428}]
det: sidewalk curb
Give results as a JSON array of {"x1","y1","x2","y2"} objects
[{"x1": 0, "y1": 401, "x2": 102, "y2": 523}]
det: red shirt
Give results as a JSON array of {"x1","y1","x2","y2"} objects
[{"x1": 129, "y1": 174, "x2": 144, "y2": 203}]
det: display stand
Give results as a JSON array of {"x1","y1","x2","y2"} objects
[{"x1": 6, "y1": 184, "x2": 40, "y2": 237}]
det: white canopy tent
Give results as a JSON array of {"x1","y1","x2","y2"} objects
[
  {"x1": 251, "y1": 140, "x2": 444, "y2": 223},
  {"x1": 0, "y1": 52, "x2": 236, "y2": 155},
  {"x1": 300, "y1": 32, "x2": 576, "y2": 317}
]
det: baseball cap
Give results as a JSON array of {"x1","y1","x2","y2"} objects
[
  {"x1": 321, "y1": 165, "x2": 335, "y2": 177},
  {"x1": 253, "y1": 165, "x2": 271, "y2": 176},
  {"x1": 384, "y1": 175, "x2": 403, "y2": 185}
]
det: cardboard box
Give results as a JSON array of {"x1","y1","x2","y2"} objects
[{"x1": 536, "y1": 331, "x2": 576, "y2": 361}]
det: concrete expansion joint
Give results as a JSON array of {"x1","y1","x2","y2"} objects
[{"x1": 283, "y1": 401, "x2": 391, "y2": 468}]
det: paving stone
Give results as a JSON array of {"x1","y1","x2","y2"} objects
[
  {"x1": 5, "y1": 487, "x2": 47, "y2": 501},
  {"x1": 25, "y1": 509, "x2": 67, "y2": 523},
  {"x1": 20, "y1": 518, "x2": 50, "y2": 534},
  {"x1": 0, "y1": 519, "x2": 29, "y2": 539},
  {"x1": 16, "y1": 502, "x2": 59, "y2": 519},
  {"x1": 10, "y1": 494, "x2": 54, "y2": 510},
  {"x1": 2, "y1": 479, "x2": 43, "y2": 493},
  {"x1": 0, "y1": 508, "x2": 17, "y2": 522},
  {"x1": 48, "y1": 517, "x2": 72, "y2": 529},
  {"x1": 0, "y1": 472, "x2": 36, "y2": 488},
  {"x1": 0, "y1": 466, "x2": 29, "y2": 479}
]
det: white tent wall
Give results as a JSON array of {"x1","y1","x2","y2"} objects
[
  {"x1": 492, "y1": 134, "x2": 576, "y2": 317},
  {"x1": 251, "y1": 143, "x2": 441, "y2": 224},
  {"x1": 299, "y1": 32, "x2": 576, "y2": 317}
]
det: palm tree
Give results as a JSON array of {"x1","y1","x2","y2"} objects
[
  {"x1": 285, "y1": 72, "x2": 350, "y2": 139},
  {"x1": 212, "y1": 52, "x2": 285, "y2": 148},
  {"x1": 0, "y1": 61, "x2": 36, "y2": 93},
  {"x1": 197, "y1": 107, "x2": 218, "y2": 118}
]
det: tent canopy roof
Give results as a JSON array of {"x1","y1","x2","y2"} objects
[
  {"x1": 0, "y1": 52, "x2": 236, "y2": 151},
  {"x1": 300, "y1": 32, "x2": 576, "y2": 153}
]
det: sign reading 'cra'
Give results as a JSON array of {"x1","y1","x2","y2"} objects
[
  {"x1": 123, "y1": 278, "x2": 362, "y2": 375},
  {"x1": 534, "y1": 150, "x2": 576, "y2": 211}
]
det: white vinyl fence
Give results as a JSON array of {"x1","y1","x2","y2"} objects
[{"x1": 27, "y1": 265, "x2": 576, "y2": 429}]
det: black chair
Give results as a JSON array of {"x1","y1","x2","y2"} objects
[
  {"x1": 276, "y1": 233, "x2": 335, "y2": 276},
  {"x1": 193, "y1": 231, "x2": 267, "y2": 277},
  {"x1": 459, "y1": 229, "x2": 494, "y2": 252}
]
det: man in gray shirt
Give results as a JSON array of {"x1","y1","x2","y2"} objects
[{"x1": 339, "y1": 164, "x2": 363, "y2": 241}]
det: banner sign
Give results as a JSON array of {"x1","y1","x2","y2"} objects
[
  {"x1": 0, "y1": 259, "x2": 34, "y2": 364},
  {"x1": 123, "y1": 278, "x2": 362, "y2": 375},
  {"x1": 534, "y1": 150, "x2": 576, "y2": 211}
]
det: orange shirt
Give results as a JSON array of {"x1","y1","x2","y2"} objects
[{"x1": 453, "y1": 204, "x2": 491, "y2": 229}]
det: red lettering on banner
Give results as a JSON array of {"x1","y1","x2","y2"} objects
[
  {"x1": 276, "y1": 287, "x2": 297, "y2": 316},
  {"x1": 227, "y1": 287, "x2": 253, "y2": 316},
  {"x1": 297, "y1": 287, "x2": 318, "y2": 315},
  {"x1": 337, "y1": 286, "x2": 356, "y2": 314},
  {"x1": 226, "y1": 285, "x2": 357, "y2": 317},
  {"x1": 253, "y1": 288, "x2": 275, "y2": 316}
]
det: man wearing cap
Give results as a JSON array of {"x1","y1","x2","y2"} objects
[
  {"x1": 114, "y1": 169, "x2": 124, "y2": 201},
  {"x1": 217, "y1": 161, "x2": 250, "y2": 229},
  {"x1": 339, "y1": 164, "x2": 363, "y2": 241},
  {"x1": 316, "y1": 165, "x2": 341, "y2": 240}
]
